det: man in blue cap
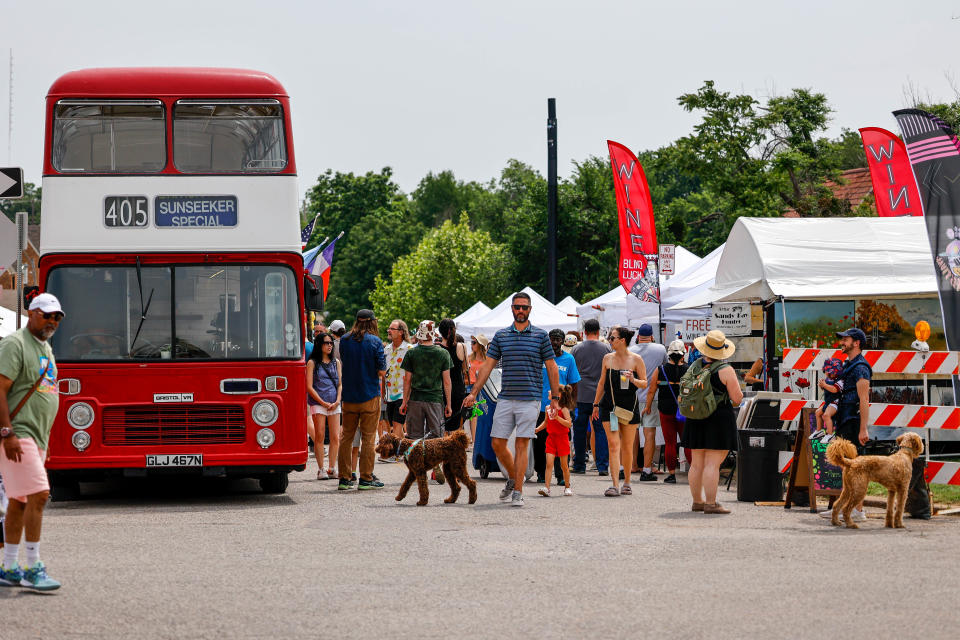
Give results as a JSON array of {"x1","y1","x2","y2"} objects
[{"x1": 820, "y1": 327, "x2": 871, "y2": 521}]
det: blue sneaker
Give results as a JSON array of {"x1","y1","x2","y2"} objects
[
  {"x1": 0, "y1": 564, "x2": 23, "y2": 586},
  {"x1": 20, "y1": 561, "x2": 60, "y2": 591}
]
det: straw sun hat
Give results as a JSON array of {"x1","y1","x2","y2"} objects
[{"x1": 693, "y1": 329, "x2": 736, "y2": 360}]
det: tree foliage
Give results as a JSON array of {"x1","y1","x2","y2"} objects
[{"x1": 370, "y1": 215, "x2": 511, "y2": 330}]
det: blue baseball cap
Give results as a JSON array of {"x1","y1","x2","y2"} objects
[
  {"x1": 638, "y1": 323, "x2": 654, "y2": 337},
  {"x1": 836, "y1": 327, "x2": 867, "y2": 346}
]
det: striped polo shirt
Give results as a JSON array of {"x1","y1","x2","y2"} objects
[{"x1": 487, "y1": 323, "x2": 555, "y2": 401}]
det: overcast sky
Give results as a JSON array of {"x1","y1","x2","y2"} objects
[{"x1": 3, "y1": 1, "x2": 960, "y2": 203}]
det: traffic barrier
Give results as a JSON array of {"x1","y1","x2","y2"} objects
[
  {"x1": 777, "y1": 401, "x2": 960, "y2": 429},
  {"x1": 781, "y1": 348, "x2": 960, "y2": 375},
  {"x1": 925, "y1": 461, "x2": 960, "y2": 486}
]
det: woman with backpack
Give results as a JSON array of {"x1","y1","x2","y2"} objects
[
  {"x1": 679, "y1": 330, "x2": 743, "y2": 514},
  {"x1": 658, "y1": 339, "x2": 690, "y2": 484},
  {"x1": 591, "y1": 326, "x2": 648, "y2": 497}
]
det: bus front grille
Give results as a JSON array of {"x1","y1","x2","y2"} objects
[{"x1": 102, "y1": 406, "x2": 247, "y2": 445}]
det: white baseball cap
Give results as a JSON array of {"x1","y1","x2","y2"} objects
[
  {"x1": 329, "y1": 319, "x2": 345, "y2": 332},
  {"x1": 29, "y1": 293, "x2": 64, "y2": 316}
]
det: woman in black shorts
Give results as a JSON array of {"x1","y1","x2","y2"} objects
[
  {"x1": 591, "y1": 326, "x2": 647, "y2": 497},
  {"x1": 681, "y1": 330, "x2": 743, "y2": 514}
]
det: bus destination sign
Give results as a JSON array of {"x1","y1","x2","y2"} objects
[{"x1": 155, "y1": 195, "x2": 238, "y2": 228}]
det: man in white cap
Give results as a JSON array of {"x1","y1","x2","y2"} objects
[
  {"x1": 328, "y1": 319, "x2": 346, "y2": 361},
  {"x1": 400, "y1": 320, "x2": 452, "y2": 441},
  {"x1": 0, "y1": 293, "x2": 64, "y2": 590}
]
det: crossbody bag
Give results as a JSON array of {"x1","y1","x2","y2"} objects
[
  {"x1": 660, "y1": 365, "x2": 686, "y2": 424},
  {"x1": 607, "y1": 369, "x2": 638, "y2": 423},
  {"x1": 9, "y1": 372, "x2": 49, "y2": 420}
]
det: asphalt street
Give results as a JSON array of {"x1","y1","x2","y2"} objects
[{"x1": 2, "y1": 458, "x2": 958, "y2": 640}]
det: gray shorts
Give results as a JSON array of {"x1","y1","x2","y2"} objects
[
  {"x1": 491, "y1": 398, "x2": 541, "y2": 440},
  {"x1": 404, "y1": 400, "x2": 445, "y2": 440},
  {"x1": 640, "y1": 408, "x2": 661, "y2": 428}
]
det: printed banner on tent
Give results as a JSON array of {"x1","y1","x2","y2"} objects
[
  {"x1": 893, "y1": 109, "x2": 960, "y2": 350},
  {"x1": 859, "y1": 127, "x2": 922, "y2": 217},
  {"x1": 607, "y1": 140, "x2": 659, "y2": 302},
  {"x1": 711, "y1": 303, "x2": 751, "y2": 336}
]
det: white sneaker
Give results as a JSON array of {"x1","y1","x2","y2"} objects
[
  {"x1": 499, "y1": 480, "x2": 515, "y2": 502},
  {"x1": 537, "y1": 487, "x2": 551, "y2": 497},
  {"x1": 563, "y1": 487, "x2": 573, "y2": 496},
  {"x1": 316, "y1": 469, "x2": 328, "y2": 480},
  {"x1": 511, "y1": 490, "x2": 525, "y2": 507}
]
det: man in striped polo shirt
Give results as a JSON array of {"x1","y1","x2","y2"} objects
[{"x1": 464, "y1": 292, "x2": 560, "y2": 507}]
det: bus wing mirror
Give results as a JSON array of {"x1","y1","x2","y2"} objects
[{"x1": 303, "y1": 274, "x2": 323, "y2": 312}]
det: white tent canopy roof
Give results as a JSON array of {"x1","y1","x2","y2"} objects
[
  {"x1": 454, "y1": 300, "x2": 492, "y2": 326},
  {"x1": 556, "y1": 296, "x2": 580, "y2": 315},
  {"x1": 671, "y1": 217, "x2": 938, "y2": 309},
  {"x1": 458, "y1": 287, "x2": 579, "y2": 338},
  {"x1": 0, "y1": 306, "x2": 28, "y2": 338},
  {"x1": 577, "y1": 246, "x2": 702, "y2": 327}
]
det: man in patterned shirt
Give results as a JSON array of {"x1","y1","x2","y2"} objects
[{"x1": 382, "y1": 319, "x2": 411, "y2": 460}]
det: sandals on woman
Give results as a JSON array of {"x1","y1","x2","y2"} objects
[
  {"x1": 604, "y1": 486, "x2": 620, "y2": 497},
  {"x1": 620, "y1": 485, "x2": 632, "y2": 495}
]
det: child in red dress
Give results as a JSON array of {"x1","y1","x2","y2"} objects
[{"x1": 535, "y1": 385, "x2": 576, "y2": 497}]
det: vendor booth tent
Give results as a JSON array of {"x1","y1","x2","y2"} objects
[
  {"x1": 454, "y1": 301, "x2": 492, "y2": 325},
  {"x1": 660, "y1": 244, "x2": 724, "y2": 325},
  {"x1": 671, "y1": 217, "x2": 937, "y2": 310},
  {"x1": 556, "y1": 296, "x2": 579, "y2": 315},
  {"x1": 458, "y1": 287, "x2": 579, "y2": 338},
  {"x1": 0, "y1": 306, "x2": 27, "y2": 338},
  {"x1": 577, "y1": 246, "x2": 702, "y2": 328}
]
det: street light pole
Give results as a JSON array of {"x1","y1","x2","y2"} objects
[{"x1": 547, "y1": 98, "x2": 557, "y2": 304}]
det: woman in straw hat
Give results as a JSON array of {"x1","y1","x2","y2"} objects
[
  {"x1": 466, "y1": 334, "x2": 489, "y2": 445},
  {"x1": 591, "y1": 326, "x2": 648, "y2": 497},
  {"x1": 681, "y1": 330, "x2": 743, "y2": 514}
]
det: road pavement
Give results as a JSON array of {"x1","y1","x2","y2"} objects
[{"x1": 2, "y1": 458, "x2": 958, "y2": 639}]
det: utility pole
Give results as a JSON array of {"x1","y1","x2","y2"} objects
[
  {"x1": 7, "y1": 49, "x2": 12, "y2": 164},
  {"x1": 546, "y1": 98, "x2": 557, "y2": 303}
]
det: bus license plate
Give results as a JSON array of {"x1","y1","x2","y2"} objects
[{"x1": 146, "y1": 454, "x2": 203, "y2": 467}]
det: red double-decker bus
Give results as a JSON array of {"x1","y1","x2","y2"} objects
[{"x1": 37, "y1": 68, "x2": 310, "y2": 498}]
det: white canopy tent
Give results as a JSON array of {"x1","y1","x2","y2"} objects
[
  {"x1": 454, "y1": 301, "x2": 492, "y2": 326},
  {"x1": 671, "y1": 217, "x2": 937, "y2": 310},
  {"x1": 660, "y1": 244, "x2": 724, "y2": 325},
  {"x1": 0, "y1": 306, "x2": 28, "y2": 338},
  {"x1": 577, "y1": 246, "x2": 703, "y2": 328},
  {"x1": 555, "y1": 296, "x2": 580, "y2": 315},
  {"x1": 458, "y1": 287, "x2": 579, "y2": 338}
]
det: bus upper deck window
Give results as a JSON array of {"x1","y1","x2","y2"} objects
[
  {"x1": 52, "y1": 100, "x2": 166, "y2": 173},
  {"x1": 173, "y1": 100, "x2": 287, "y2": 173}
]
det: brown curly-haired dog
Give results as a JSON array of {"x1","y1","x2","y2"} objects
[
  {"x1": 825, "y1": 432, "x2": 924, "y2": 529},
  {"x1": 375, "y1": 431, "x2": 477, "y2": 506}
]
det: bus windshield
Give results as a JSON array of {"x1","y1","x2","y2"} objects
[
  {"x1": 52, "y1": 100, "x2": 166, "y2": 173},
  {"x1": 173, "y1": 100, "x2": 287, "y2": 173},
  {"x1": 47, "y1": 264, "x2": 301, "y2": 361}
]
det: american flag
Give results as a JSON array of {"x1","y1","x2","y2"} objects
[{"x1": 300, "y1": 215, "x2": 318, "y2": 250}]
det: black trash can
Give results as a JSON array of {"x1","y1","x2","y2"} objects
[{"x1": 736, "y1": 429, "x2": 792, "y2": 502}]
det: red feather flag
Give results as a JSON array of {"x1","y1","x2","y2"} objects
[
  {"x1": 859, "y1": 127, "x2": 922, "y2": 217},
  {"x1": 607, "y1": 140, "x2": 659, "y2": 301}
]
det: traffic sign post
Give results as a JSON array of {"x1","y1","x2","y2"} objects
[
  {"x1": 0, "y1": 167, "x2": 23, "y2": 199},
  {"x1": 659, "y1": 244, "x2": 676, "y2": 276},
  {"x1": 15, "y1": 211, "x2": 26, "y2": 329}
]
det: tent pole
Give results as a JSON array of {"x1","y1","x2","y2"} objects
[{"x1": 780, "y1": 296, "x2": 790, "y2": 349}]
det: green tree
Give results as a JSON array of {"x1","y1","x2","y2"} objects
[
  {"x1": 0, "y1": 182, "x2": 42, "y2": 224},
  {"x1": 300, "y1": 168, "x2": 405, "y2": 247},
  {"x1": 370, "y1": 215, "x2": 511, "y2": 331},
  {"x1": 323, "y1": 208, "x2": 426, "y2": 322}
]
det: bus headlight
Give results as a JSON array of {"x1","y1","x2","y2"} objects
[
  {"x1": 256, "y1": 428, "x2": 276, "y2": 449},
  {"x1": 252, "y1": 399, "x2": 278, "y2": 426},
  {"x1": 71, "y1": 430, "x2": 91, "y2": 452},
  {"x1": 67, "y1": 402, "x2": 94, "y2": 429}
]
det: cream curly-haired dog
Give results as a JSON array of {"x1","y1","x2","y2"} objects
[{"x1": 825, "y1": 432, "x2": 924, "y2": 529}]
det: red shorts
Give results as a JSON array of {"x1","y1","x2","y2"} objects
[{"x1": 545, "y1": 431, "x2": 570, "y2": 457}]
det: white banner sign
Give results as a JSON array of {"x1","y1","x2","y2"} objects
[
  {"x1": 711, "y1": 303, "x2": 751, "y2": 336},
  {"x1": 659, "y1": 244, "x2": 675, "y2": 275},
  {"x1": 676, "y1": 317, "x2": 712, "y2": 342}
]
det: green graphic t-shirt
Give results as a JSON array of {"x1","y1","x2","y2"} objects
[
  {"x1": 0, "y1": 328, "x2": 59, "y2": 450},
  {"x1": 401, "y1": 344, "x2": 453, "y2": 404}
]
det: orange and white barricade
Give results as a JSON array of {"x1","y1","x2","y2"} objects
[{"x1": 781, "y1": 348, "x2": 960, "y2": 375}]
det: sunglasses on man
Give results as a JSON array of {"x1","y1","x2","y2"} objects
[
  {"x1": 511, "y1": 304, "x2": 530, "y2": 311},
  {"x1": 38, "y1": 311, "x2": 64, "y2": 321}
]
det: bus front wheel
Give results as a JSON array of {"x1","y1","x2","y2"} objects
[{"x1": 259, "y1": 472, "x2": 289, "y2": 494}]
